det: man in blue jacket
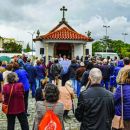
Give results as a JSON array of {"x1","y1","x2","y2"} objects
[{"x1": 24, "y1": 58, "x2": 37, "y2": 98}]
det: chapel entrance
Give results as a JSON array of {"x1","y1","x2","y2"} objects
[{"x1": 54, "y1": 43, "x2": 74, "y2": 59}]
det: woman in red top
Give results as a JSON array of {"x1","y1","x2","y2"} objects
[{"x1": 2, "y1": 72, "x2": 29, "y2": 130}]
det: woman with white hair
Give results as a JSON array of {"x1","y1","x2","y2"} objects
[{"x1": 58, "y1": 80, "x2": 75, "y2": 120}]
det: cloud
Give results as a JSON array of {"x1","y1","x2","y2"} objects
[
  {"x1": 77, "y1": 16, "x2": 130, "y2": 42},
  {"x1": 113, "y1": 0, "x2": 130, "y2": 7},
  {"x1": 0, "y1": 0, "x2": 130, "y2": 46}
]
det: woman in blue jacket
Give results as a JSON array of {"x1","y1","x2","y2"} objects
[
  {"x1": 114, "y1": 67, "x2": 130, "y2": 130},
  {"x1": 35, "y1": 60, "x2": 45, "y2": 89},
  {"x1": 13, "y1": 62, "x2": 30, "y2": 116}
]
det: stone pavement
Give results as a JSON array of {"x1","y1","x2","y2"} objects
[{"x1": 0, "y1": 94, "x2": 80, "y2": 130}]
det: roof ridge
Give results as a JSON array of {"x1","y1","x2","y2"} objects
[{"x1": 49, "y1": 20, "x2": 76, "y2": 33}]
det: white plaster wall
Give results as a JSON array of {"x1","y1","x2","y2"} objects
[
  {"x1": 86, "y1": 42, "x2": 92, "y2": 56},
  {"x1": 74, "y1": 44, "x2": 83, "y2": 58},
  {"x1": 48, "y1": 44, "x2": 54, "y2": 57},
  {"x1": 35, "y1": 41, "x2": 45, "y2": 58}
]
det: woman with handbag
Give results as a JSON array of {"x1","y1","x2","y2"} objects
[
  {"x1": 113, "y1": 61, "x2": 130, "y2": 130},
  {"x1": 2, "y1": 72, "x2": 29, "y2": 130}
]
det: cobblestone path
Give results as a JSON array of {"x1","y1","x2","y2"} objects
[{"x1": 0, "y1": 94, "x2": 80, "y2": 130}]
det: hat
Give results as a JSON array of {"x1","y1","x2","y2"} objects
[{"x1": 80, "y1": 62, "x2": 85, "y2": 66}]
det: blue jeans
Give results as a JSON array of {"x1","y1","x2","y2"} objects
[
  {"x1": 36, "y1": 78, "x2": 44, "y2": 89},
  {"x1": 30, "y1": 82, "x2": 36, "y2": 97},
  {"x1": 77, "y1": 81, "x2": 81, "y2": 97},
  {"x1": 70, "y1": 79, "x2": 77, "y2": 93}
]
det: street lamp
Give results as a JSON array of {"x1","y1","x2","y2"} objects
[
  {"x1": 103, "y1": 25, "x2": 110, "y2": 37},
  {"x1": 122, "y1": 32, "x2": 128, "y2": 43},
  {"x1": 27, "y1": 31, "x2": 35, "y2": 57},
  {"x1": 103, "y1": 25, "x2": 110, "y2": 52}
]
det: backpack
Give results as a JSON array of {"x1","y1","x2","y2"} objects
[
  {"x1": 38, "y1": 102, "x2": 62, "y2": 130},
  {"x1": 52, "y1": 64, "x2": 62, "y2": 77}
]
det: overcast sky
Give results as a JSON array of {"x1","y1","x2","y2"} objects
[{"x1": 0, "y1": 0, "x2": 130, "y2": 48}]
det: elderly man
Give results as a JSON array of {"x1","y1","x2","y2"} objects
[
  {"x1": 75, "y1": 68, "x2": 115, "y2": 130},
  {"x1": 100, "y1": 59, "x2": 111, "y2": 90}
]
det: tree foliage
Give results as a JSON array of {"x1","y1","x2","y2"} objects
[
  {"x1": 2, "y1": 41, "x2": 22, "y2": 53},
  {"x1": 24, "y1": 43, "x2": 31, "y2": 52},
  {"x1": 92, "y1": 37, "x2": 130, "y2": 57}
]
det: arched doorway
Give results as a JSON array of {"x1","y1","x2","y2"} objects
[{"x1": 54, "y1": 43, "x2": 74, "y2": 59}]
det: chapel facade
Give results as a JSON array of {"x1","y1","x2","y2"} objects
[{"x1": 34, "y1": 6, "x2": 93, "y2": 64}]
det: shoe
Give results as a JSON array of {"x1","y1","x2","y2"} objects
[{"x1": 26, "y1": 113, "x2": 30, "y2": 117}]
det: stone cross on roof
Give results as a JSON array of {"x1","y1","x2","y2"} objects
[{"x1": 60, "y1": 6, "x2": 67, "y2": 22}]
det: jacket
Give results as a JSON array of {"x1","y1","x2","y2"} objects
[
  {"x1": 50, "y1": 63, "x2": 63, "y2": 80},
  {"x1": 75, "y1": 84, "x2": 115, "y2": 130},
  {"x1": 114, "y1": 84, "x2": 130, "y2": 120},
  {"x1": 81, "y1": 70, "x2": 90, "y2": 86},
  {"x1": 33, "y1": 101, "x2": 64, "y2": 130},
  {"x1": 101, "y1": 64, "x2": 111, "y2": 81},
  {"x1": 14, "y1": 68, "x2": 30, "y2": 91},
  {"x1": 24, "y1": 62, "x2": 37, "y2": 83},
  {"x1": 114, "y1": 60, "x2": 124, "y2": 77},
  {"x1": 2, "y1": 83, "x2": 25, "y2": 114},
  {"x1": 59, "y1": 86, "x2": 74, "y2": 110},
  {"x1": 110, "y1": 60, "x2": 124, "y2": 87},
  {"x1": 35, "y1": 65, "x2": 45, "y2": 79},
  {"x1": 68, "y1": 63, "x2": 79, "y2": 79}
]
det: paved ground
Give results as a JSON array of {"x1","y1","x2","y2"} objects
[{"x1": 0, "y1": 94, "x2": 80, "y2": 130}]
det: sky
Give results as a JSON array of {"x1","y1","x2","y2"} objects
[{"x1": 0, "y1": 0, "x2": 130, "y2": 48}]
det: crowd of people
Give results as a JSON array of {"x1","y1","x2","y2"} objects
[{"x1": 0, "y1": 54, "x2": 130, "y2": 130}]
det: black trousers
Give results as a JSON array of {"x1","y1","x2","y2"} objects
[
  {"x1": 24, "y1": 90, "x2": 29, "y2": 113},
  {"x1": 7, "y1": 112, "x2": 29, "y2": 130},
  {"x1": 62, "y1": 73, "x2": 69, "y2": 86}
]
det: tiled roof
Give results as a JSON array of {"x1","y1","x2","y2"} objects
[
  {"x1": 39, "y1": 27, "x2": 92, "y2": 41},
  {"x1": 49, "y1": 20, "x2": 76, "y2": 33}
]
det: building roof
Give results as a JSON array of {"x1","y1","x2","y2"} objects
[
  {"x1": 34, "y1": 20, "x2": 93, "y2": 42},
  {"x1": 49, "y1": 20, "x2": 76, "y2": 33}
]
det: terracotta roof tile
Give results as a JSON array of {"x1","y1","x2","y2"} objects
[{"x1": 39, "y1": 27, "x2": 92, "y2": 41}]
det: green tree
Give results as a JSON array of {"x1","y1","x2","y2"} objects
[
  {"x1": 92, "y1": 38, "x2": 130, "y2": 57},
  {"x1": 2, "y1": 41, "x2": 22, "y2": 53},
  {"x1": 24, "y1": 43, "x2": 31, "y2": 52}
]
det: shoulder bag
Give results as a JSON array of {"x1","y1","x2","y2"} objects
[
  {"x1": 112, "y1": 85, "x2": 124, "y2": 129},
  {"x1": 2, "y1": 84, "x2": 14, "y2": 114}
]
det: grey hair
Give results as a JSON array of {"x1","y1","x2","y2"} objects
[
  {"x1": 89, "y1": 68, "x2": 102, "y2": 85},
  {"x1": 7, "y1": 72, "x2": 19, "y2": 83},
  {"x1": 65, "y1": 80, "x2": 72, "y2": 87}
]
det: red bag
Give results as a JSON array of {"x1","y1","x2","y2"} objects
[
  {"x1": 38, "y1": 102, "x2": 62, "y2": 130},
  {"x1": 2, "y1": 84, "x2": 14, "y2": 114},
  {"x1": 0, "y1": 92, "x2": 3, "y2": 103}
]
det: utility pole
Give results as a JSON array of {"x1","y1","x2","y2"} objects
[
  {"x1": 103, "y1": 25, "x2": 110, "y2": 37},
  {"x1": 27, "y1": 31, "x2": 35, "y2": 59},
  {"x1": 103, "y1": 25, "x2": 110, "y2": 52},
  {"x1": 28, "y1": 32, "x2": 35, "y2": 62},
  {"x1": 122, "y1": 32, "x2": 128, "y2": 43}
]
